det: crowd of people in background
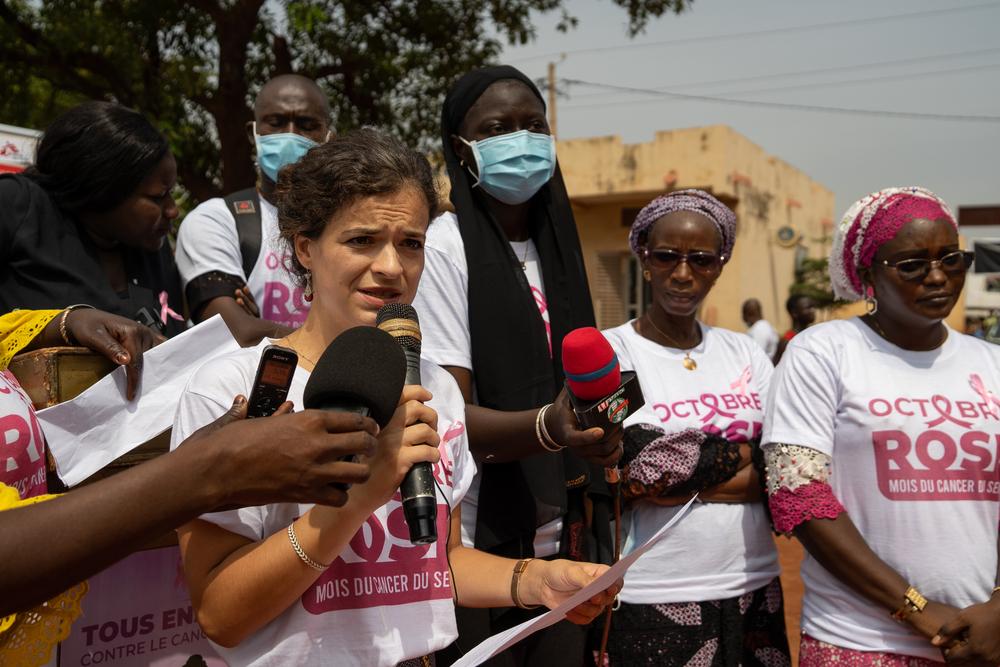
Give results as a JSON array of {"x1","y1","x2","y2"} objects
[{"x1": 2, "y1": 63, "x2": 1000, "y2": 667}]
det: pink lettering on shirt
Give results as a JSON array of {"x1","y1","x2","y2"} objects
[
  {"x1": 0, "y1": 371, "x2": 47, "y2": 498},
  {"x1": 872, "y1": 429, "x2": 999, "y2": 501},
  {"x1": 869, "y1": 381, "x2": 1000, "y2": 501},
  {"x1": 261, "y1": 281, "x2": 308, "y2": 328},
  {"x1": 649, "y1": 387, "x2": 763, "y2": 444},
  {"x1": 530, "y1": 286, "x2": 552, "y2": 357},
  {"x1": 301, "y1": 420, "x2": 464, "y2": 613}
]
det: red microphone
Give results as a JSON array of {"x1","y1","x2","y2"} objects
[
  {"x1": 562, "y1": 327, "x2": 645, "y2": 483},
  {"x1": 563, "y1": 327, "x2": 621, "y2": 401}
]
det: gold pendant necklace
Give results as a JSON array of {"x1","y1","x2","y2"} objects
[{"x1": 644, "y1": 315, "x2": 699, "y2": 371}]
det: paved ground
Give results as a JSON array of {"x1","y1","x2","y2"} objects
[{"x1": 775, "y1": 536, "x2": 805, "y2": 666}]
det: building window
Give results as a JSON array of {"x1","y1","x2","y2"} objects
[
  {"x1": 626, "y1": 254, "x2": 651, "y2": 321},
  {"x1": 592, "y1": 251, "x2": 650, "y2": 329}
]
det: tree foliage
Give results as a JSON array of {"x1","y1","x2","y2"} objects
[
  {"x1": 0, "y1": 0, "x2": 691, "y2": 203},
  {"x1": 789, "y1": 257, "x2": 847, "y2": 311}
]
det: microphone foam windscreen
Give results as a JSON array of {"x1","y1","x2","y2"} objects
[
  {"x1": 562, "y1": 327, "x2": 621, "y2": 401},
  {"x1": 303, "y1": 326, "x2": 407, "y2": 428},
  {"x1": 376, "y1": 303, "x2": 421, "y2": 353}
]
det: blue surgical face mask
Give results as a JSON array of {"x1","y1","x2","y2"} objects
[
  {"x1": 254, "y1": 122, "x2": 320, "y2": 182},
  {"x1": 460, "y1": 130, "x2": 556, "y2": 205}
]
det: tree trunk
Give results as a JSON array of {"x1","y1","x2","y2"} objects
[{"x1": 207, "y1": 0, "x2": 265, "y2": 195}]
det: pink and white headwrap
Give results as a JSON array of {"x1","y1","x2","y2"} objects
[
  {"x1": 829, "y1": 186, "x2": 957, "y2": 301},
  {"x1": 628, "y1": 189, "x2": 736, "y2": 262}
]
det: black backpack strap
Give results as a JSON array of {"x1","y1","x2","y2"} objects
[{"x1": 223, "y1": 187, "x2": 263, "y2": 279}]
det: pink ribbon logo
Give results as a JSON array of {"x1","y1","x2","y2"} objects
[
  {"x1": 699, "y1": 393, "x2": 737, "y2": 423},
  {"x1": 159, "y1": 291, "x2": 183, "y2": 324},
  {"x1": 925, "y1": 395, "x2": 973, "y2": 429},
  {"x1": 730, "y1": 365, "x2": 752, "y2": 398},
  {"x1": 970, "y1": 373, "x2": 1000, "y2": 418}
]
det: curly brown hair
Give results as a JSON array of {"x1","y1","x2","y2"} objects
[{"x1": 274, "y1": 127, "x2": 439, "y2": 284}]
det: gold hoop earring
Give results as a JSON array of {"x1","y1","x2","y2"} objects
[{"x1": 643, "y1": 269, "x2": 651, "y2": 281}]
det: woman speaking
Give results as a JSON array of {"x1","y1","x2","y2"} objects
[{"x1": 172, "y1": 129, "x2": 619, "y2": 667}]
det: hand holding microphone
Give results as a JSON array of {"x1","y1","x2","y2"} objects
[
  {"x1": 543, "y1": 327, "x2": 647, "y2": 469},
  {"x1": 542, "y1": 390, "x2": 623, "y2": 468},
  {"x1": 377, "y1": 303, "x2": 440, "y2": 545},
  {"x1": 301, "y1": 325, "x2": 440, "y2": 527}
]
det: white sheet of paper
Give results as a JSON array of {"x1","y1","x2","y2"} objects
[
  {"x1": 451, "y1": 496, "x2": 699, "y2": 667},
  {"x1": 38, "y1": 316, "x2": 238, "y2": 486}
]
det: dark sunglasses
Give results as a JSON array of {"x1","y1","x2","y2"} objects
[
  {"x1": 644, "y1": 249, "x2": 722, "y2": 274},
  {"x1": 879, "y1": 250, "x2": 974, "y2": 281}
]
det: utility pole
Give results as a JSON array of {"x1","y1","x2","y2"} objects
[{"x1": 547, "y1": 60, "x2": 558, "y2": 139}]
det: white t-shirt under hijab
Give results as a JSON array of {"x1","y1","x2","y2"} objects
[
  {"x1": 170, "y1": 339, "x2": 476, "y2": 667},
  {"x1": 412, "y1": 212, "x2": 561, "y2": 557},
  {"x1": 176, "y1": 195, "x2": 310, "y2": 328},
  {"x1": 604, "y1": 321, "x2": 780, "y2": 604},
  {"x1": 764, "y1": 318, "x2": 1000, "y2": 660}
]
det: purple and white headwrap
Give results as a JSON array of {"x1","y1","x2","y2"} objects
[
  {"x1": 829, "y1": 186, "x2": 957, "y2": 301},
  {"x1": 628, "y1": 189, "x2": 736, "y2": 262}
]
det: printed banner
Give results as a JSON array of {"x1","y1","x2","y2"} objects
[{"x1": 59, "y1": 547, "x2": 223, "y2": 667}]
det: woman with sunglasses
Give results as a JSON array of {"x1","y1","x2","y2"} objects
[
  {"x1": 602, "y1": 190, "x2": 789, "y2": 666},
  {"x1": 763, "y1": 187, "x2": 1000, "y2": 665}
]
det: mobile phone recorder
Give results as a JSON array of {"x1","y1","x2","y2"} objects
[{"x1": 246, "y1": 345, "x2": 298, "y2": 418}]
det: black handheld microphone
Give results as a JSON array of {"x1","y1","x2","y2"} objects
[
  {"x1": 303, "y1": 326, "x2": 407, "y2": 491},
  {"x1": 376, "y1": 303, "x2": 437, "y2": 545}
]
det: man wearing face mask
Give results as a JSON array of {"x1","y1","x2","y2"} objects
[{"x1": 175, "y1": 74, "x2": 332, "y2": 345}]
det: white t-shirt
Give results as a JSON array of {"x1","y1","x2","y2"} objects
[
  {"x1": 764, "y1": 318, "x2": 1000, "y2": 660},
  {"x1": 604, "y1": 321, "x2": 780, "y2": 604},
  {"x1": 170, "y1": 339, "x2": 476, "y2": 667},
  {"x1": 747, "y1": 319, "x2": 779, "y2": 359},
  {"x1": 412, "y1": 212, "x2": 561, "y2": 557},
  {"x1": 0, "y1": 370, "x2": 47, "y2": 499},
  {"x1": 176, "y1": 195, "x2": 310, "y2": 328}
]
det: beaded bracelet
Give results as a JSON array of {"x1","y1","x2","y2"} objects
[{"x1": 287, "y1": 524, "x2": 329, "y2": 572}]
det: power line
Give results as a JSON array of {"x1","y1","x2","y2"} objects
[
  {"x1": 711, "y1": 62, "x2": 1000, "y2": 98},
  {"x1": 569, "y1": 46, "x2": 1000, "y2": 100},
  {"x1": 509, "y1": 2, "x2": 1000, "y2": 64},
  {"x1": 565, "y1": 61, "x2": 1000, "y2": 108},
  {"x1": 560, "y1": 77, "x2": 1000, "y2": 123}
]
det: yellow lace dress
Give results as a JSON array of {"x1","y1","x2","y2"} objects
[
  {"x1": 0, "y1": 309, "x2": 88, "y2": 666},
  {"x1": 0, "y1": 485, "x2": 88, "y2": 666}
]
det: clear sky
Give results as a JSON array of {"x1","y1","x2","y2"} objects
[{"x1": 496, "y1": 0, "x2": 1000, "y2": 218}]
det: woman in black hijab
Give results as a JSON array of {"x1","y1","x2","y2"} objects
[{"x1": 414, "y1": 65, "x2": 619, "y2": 666}]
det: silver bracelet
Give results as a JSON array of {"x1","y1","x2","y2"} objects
[
  {"x1": 286, "y1": 524, "x2": 329, "y2": 572},
  {"x1": 535, "y1": 403, "x2": 565, "y2": 452}
]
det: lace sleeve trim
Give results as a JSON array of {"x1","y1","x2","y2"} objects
[
  {"x1": 764, "y1": 443, "x2": 832, "y2": 495},
  {"x1": 0, "y1": 310, "x2": 62, "y2": 369},
  {"x1": 769, "y1": 479, "x2": 846, "y2": 535},
  {"x1": 0, "y1": 484, "x2": 87, "y2": 665}
]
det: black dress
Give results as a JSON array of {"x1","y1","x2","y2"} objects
[{"x1": 0, "y1": 175, "x2": 185, "y2": 337}]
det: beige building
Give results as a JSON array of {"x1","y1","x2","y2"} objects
[{"x1": 557, "y1": 124, "x2": 835, "y2": 333}]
